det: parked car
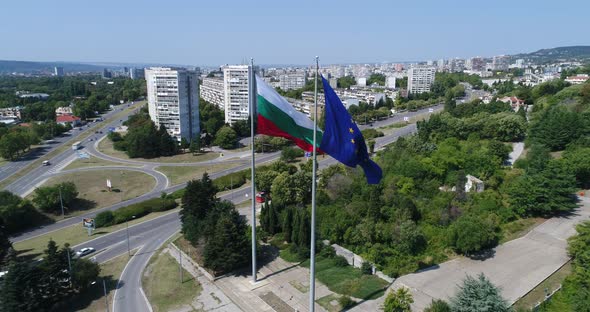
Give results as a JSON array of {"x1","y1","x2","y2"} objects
[{"x1": 75, "y1": 247, "x2": 95, "y2": 257}]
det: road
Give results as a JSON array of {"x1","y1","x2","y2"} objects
[
  {"x1": 0, "y1": 102, "x2": 137, "y2": 184},
  {"x1": 3, "y1": 103, "x2": 141, "y2": 195}
]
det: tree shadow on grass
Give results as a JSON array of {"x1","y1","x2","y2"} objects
[
  {"x1": 69, "y1": 198, "x2": 97, "y2": 212},
  {"x1": 53, "y1": 276, "x2": 122, "y2": 312},
  {"x1": 467, "y1": 248, "x2": 496, "y2": 261}
]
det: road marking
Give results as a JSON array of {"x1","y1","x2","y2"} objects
[{"x1": 113, "y1": 244, "x2": 146, "y2": 312}]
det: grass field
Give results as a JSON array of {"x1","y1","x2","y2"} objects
[
  {"x1": 142, "y1": 249, "x2": 202, "y2": 312},
  {"x1": 0, "y1": 101, "x2": 146, "y2": 189},
  {"x1": 155, "y1": 163, "x2": 240, "y2": 186},
  {"x1": 34, "y1": 169, "x2": 156, "y2": 217},
  {"x1": 316, "y1": 294, "x2": 344, "y2": 312},
  {"x1": 98, "y1": 138, "x2": 220, "y2": 163},
  {"x1": 513, "y1": 261, "x2": 572, "y2": 310},
  {"x1": 63, "y1": 156, "x2": 134, "y2": 170},
  {"x1": 14, "y1": 209, "x2": 180, "y2": 258}
]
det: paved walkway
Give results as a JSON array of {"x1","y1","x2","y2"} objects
[
  {"x1": 350, "y1": 194, "x2": 590, "y2": 311},
  {"x1": 214, "y1": 253, "x2": 337, "y2": 312}
]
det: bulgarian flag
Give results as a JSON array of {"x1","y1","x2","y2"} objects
[{"x1": 255, "y1": 75, "x2": 321, "y2": 152}]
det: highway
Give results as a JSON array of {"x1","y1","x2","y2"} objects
[{"x1": 0, "y1": 102, "x2": 138, "y2": 185}]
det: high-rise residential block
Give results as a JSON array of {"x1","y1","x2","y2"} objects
[
  {"x1": 145, "y1": 67, "x2": 200, "y2": 141},
  {"x1": 54, "y1": 66, "x2": 64, "y2": 77},
  {"x1": 200, "y1": 77, "x2": 224, "y2": 109},
  {"x1": 129, "y1": 68, "x2": 145, "y2": 80},
  {"x1": 222, "y1": 65, "x2": 251, "y2": 125},
  {"x1": 407, "y1": 67, "x2": 436, "y2": 94},
  {"x1": 278, "y1": 69, "x2": 307, "y2": 90}
]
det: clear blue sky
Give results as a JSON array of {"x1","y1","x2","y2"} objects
[{"x1": 0, "y1": 0, "x2": 588, "y2": 66}]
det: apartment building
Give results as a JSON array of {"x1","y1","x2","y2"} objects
[
  {"x1": 200, "y1": 77, "x2": 224, "y2": 108},
  {"x1": 223, "y1": 65, "x2": 251, "y2": 125},
  {"x1": 407, "y1": 67, "x2": 436, "y2": 94},
  {"x1": 278, "y1": 70, "x2": 307, "y2": 90},
  {"x1": 145, "y1": 67, "x2": 200, "y2": 141}
]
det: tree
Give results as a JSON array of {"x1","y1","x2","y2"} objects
[
  {"x1": 424, "y1": 299, "x2": 451, "y2": 312},
  {"x1": 450, "y1": 273, "x2": 509, "y2": 312},
  {"x1": 180, "y1": 173, "x2": 218, "y2": 243},
  {"x1": 214, "y1": 126, "x2": 238, "y2": 149},
  {"x1": 72, "y1": 257, "x2": 101, "y2": 290},
  {"x1": 32, "y1": 182, "x2": 78, "y2": 214},
  {"x1": 203, "y1": 208, "x2": 249, "y2": 274},
  {"x1": 0, "y1": 191, "x2": 46, "y2": 234},
  {"x1": 189, "y1": 136, "x2": 201, "y2": 155},
  {"x1": 280, "y1": 146, "x2": 301, "y2": 162},
  {"x1": 447, "y1": 214, "x2": 500, "y2": 254},
  {"x1": 283, "y1": 207, "x2": 294, "y2": 243},
  {"x1": 256, "y1": 170, "x2": 279, "y2": 193},
  {"x1": 157, "y1": 124, "x2": 178, "y2": 156},
  {"x1": 0, "y1": 218, "x2": 12, "y2": 266},
  {"x1": 383, "y1": 288, "x2": 413, "y2": 312}
]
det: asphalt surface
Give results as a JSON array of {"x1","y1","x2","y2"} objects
[{"x1": 3, "y1": 102, "x2": 141, "y2": 195}]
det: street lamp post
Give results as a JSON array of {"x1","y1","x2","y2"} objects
[
  {"x1": 126, "y1": 215, "x2": 135, "y2": 256},
  {"x1": 103, "y1": 279, "x2": 109, "y2": 312},
  {"x1": 59, "y1": 186, "x2": 65, "y2": 218}
]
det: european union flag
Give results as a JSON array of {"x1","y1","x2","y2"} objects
[{"x1": 320, "y1": 76, "x2": 382, "y2": 184}]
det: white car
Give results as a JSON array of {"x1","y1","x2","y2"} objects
[{"x1": 76, "y1": 247, "x2": 95, "y2": 257}]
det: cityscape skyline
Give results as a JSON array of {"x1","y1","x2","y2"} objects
[{"x1": 1, "y1": 0, "x2": 589, "y2": 66}]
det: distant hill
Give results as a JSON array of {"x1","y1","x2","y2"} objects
[
  {"x1": 512, "y1": 46, "x2": 590, "y2": 63},
  {"x1": 0, "y1": 60, "x2": 108, "y2": 74}
]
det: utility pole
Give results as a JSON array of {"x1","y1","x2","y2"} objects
[
  {"x1": 59, "y1": 186, "x2": 65, "y2": 218},
  {"x1": 103, "y1": 279, "x2": 109, "y2": 312}
]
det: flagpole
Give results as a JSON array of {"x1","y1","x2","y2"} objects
[
  {"x1": 309, "y1": 56, "x2": 319, "y2": 312},
  {"x1": 249, "y1": 58, "x2": 257, "y2": 283}
]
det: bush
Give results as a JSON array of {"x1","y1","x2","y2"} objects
[
  {"x1": 94, "y1": 211, "x2": 115, "y2": 228},
  {"x1": 213, "y1": 169, "x2": 250, "y2": 191},
  {"x1": 319, "y1": 245, "x2": 336, "y2": 259},
  {"x1": 361, "y1": 261, "x2": 373, "y2": 275},
  {"x1": 338, "y1": 296, "x2": 355, "y2": 309},
  {"x1": 334, "y1": 255, "x2": 349, "y2": 267},
  {"x1": 424, "y1": 299, "x2": 451, "y2": 312},
  {"x1": 112, "y1": 198, "x2": 178, "y2": 224}
]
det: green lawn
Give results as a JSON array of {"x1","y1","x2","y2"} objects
[
  {"x1": 0, "y1": 100, "x2": 146, "y2": 189},
  {"x1": 280, "y1": 246, "x2": 389, "y2": 300},
  {"x1": 32, "y1": 169, "x2": 156, "y2": 219},
  {"x1": 98, "y1": 138, "x2": 221, "y2": 163},
  {"x1": 14, "y1": 209, "x2": 180, "y2": 258},
  {"x1": 63, "y1": 157, "x2": 134, "y2": 170},
  {"x1": 316, "y1": 294, "x2": 344, "y2": 312},
  {"x1": 142, "y1": 249, "x2": 202, "y2": 312},
  {"x1": 155, "y1": 163, "x2": 240, "y2": 186}
]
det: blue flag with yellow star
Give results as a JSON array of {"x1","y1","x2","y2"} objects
[{"x1": 320, "y1": 76, "x2": 382, "y2": 184}]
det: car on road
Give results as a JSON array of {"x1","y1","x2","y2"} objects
[
  {"x1": 42, "y1": 160, "x2": 50, "y2": 166},
  {"x1": 76, "y1": 247, "x2": 95, "y2": 257}
]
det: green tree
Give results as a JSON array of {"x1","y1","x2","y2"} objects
[
  {"x1": 180, "y1": 173, "x2": 218, "y2": 243},
  {"x1": 283, "y1": 207, "x2": 294, "y2": 243},
  {"x1": 447, "y1": 214, "x2": 500, "y2": 254},
  {"x1": 203, "y1": 208, "x2": 249, "y2": 274},
  {"x1": 337, "y1": 76, "x2": 356, "y2": 89},
  {"x1": 0, "y1": 218, "x2": 12, "y2": 266},
  {"x1": 280, "y1": 146, "x2": 302, "y2": 162},
  {"x1": 32, "y1": 182, "x2": 78, "y2": 214},
  {"x1": 156, "y1": 124, "x2": 178, "y2": 156},
  {"x1": 383, "y1": 288, "x2": 413, "y2": 312},
  {"x1": 214, "y1": 126, "x2": 238, "y2": 149},
  {"x1": 189, "y1": 136, "x2": 201, "y2": 155},
  {"x1": 256, "y1": 170, "x2": 279, "y2": 193},
  {"x1": 450, "y1": 273, "x2": 509, "y2": 312}
]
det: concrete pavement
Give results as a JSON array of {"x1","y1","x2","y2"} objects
[{"x1": 350, "y1": 195, "x2": 590, "y2": 311}]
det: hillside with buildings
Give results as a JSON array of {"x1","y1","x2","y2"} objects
[{"x1": 512, "y1": 45, "x2": 590, "y2": 63}]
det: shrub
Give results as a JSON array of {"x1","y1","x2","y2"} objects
[
  {"x1": 334, "y1": 255, "x2": 349, "y2": 267},
  {"x1": 361, "y1": 261, "x2": 373, "y2": 275},
  {"x1": 319, "y1": 245, "x2": 336, "y2": 259},
  {"x1": 338, "y1": 296, "x2": 355, "y2": 309},
  {"x1": 213, "y1": 169, "x2": 250, "y2": 191},
  {"x1": 424, "y1": 299, "x2": 451, "y2": 312},
  {"x1": 112, "y1": 198, "x2": 178, "y2": 224},
  {"x1": 94, "y1": 211, "x2": 115, "y2": 228}
]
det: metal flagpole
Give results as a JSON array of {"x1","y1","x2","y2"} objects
[
  {"x1": 309, "y1": 56, "x2": 319, "y2": 312},
  {"x1": 250, "y1": 58, "x2": 258, "y2": 283}
]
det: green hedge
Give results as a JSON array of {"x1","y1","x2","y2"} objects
[
  {"x1": 95, "y1": 198, "x2": 177, "y2": 228},
  {"x1": 213, "y1": 169, "x2": 251, "y2": 191}
]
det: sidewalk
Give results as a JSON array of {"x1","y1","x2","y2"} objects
[{"x1": 165, "y1": 246, "x2": 241, "y2": 311}]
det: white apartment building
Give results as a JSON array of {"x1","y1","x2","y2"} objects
[
  {"x1": 223, "y1": 65, "x2": 251, "y2": 125},
  {"x1": 386, "y1": 76, "x2": 396, "y2": 89},
  {"x1": 145, "y1": 67, "x2": 200, "y2": 141},
  {"x1": 408, "y1": 67, "x2": 436, "y2": 94},
  {"x1": 278, "y1": 70, "x2": 307, "y2": 90},
  {"x1": 200, "y1": 77, "x2": 224, "y2": 108}
]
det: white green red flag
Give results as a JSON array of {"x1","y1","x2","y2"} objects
[{"x1": 255, "y1": 75, "x2": 321, "y2": 152}]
